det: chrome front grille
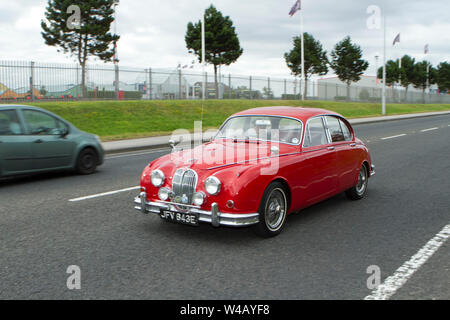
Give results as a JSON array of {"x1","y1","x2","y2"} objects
[{"x1": 172, "y1": 169, "x2": 197, "y2": 204}]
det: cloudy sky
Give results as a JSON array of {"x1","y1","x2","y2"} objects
[{"x1": 1, "y1": 0, "x2": 449, "y2": 79}]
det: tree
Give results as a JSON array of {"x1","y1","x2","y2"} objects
[
  {"x1": 377, "y1": 59, "x2": 400, "y2": 86},
  {"x1": 330, "y1": 36, "x2": 369, "y2": 100},
  {"x1": 41, "y1": 0, "x2": 119, "y2": 97},
  {"x1": 185, "y1": 5, "x2": 243, "y2": 99},
  {"x1": 411, "y1": 61, "x2": 436, "y2": 102},
  {"x1": 262, "y1": 87, "x2": 274, "y2": 99},
  {"x1": 398, "y1": 55, "x2": 416, "y2": 100},
  {"x1": 436, "y1": 62, "x2": 450, "y2": 92},
  {"x1": 284, "y1": 33, "x2": 328, "y2": 99}
]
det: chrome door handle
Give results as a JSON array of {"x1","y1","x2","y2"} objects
[
  {"x1": 350, "y1": 143, "x2": 357, "y2": 147},
  {"x1": 34, "y1": 139, "x2": 43, "y2": 144},
  {"x1": 327, "y1": 146, "x2": 335, "y2": 151}
]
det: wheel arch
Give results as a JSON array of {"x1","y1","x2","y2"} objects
[{"x1": 269, "y1": 178, "x2": 292, "y2": 214}]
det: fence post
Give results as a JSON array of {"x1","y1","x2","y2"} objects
[
  {"x1": 178, "y1": 68, "x2": 182, "y2": 100},
  {"x1": 284, "y1": 79, "x2": 287, "y2": 99},
  {"x1": 249, "y1": 76, "x2": 252, "y2": 100},
  {"x1": 268, "y1": 77, "x2": 271, "y2": 98},
  {"x1": 114, "y1": 64, "x2": 119, "y2": 100},
  {"x1": 149, "y1": 68, "x2": 152, "y2": 100},
  {"x1": 29, "y1": 61, "x2": 35, "y2": 101},
  {"x1": 228, "y1": 74, "x2": 231, "y2": 99}
]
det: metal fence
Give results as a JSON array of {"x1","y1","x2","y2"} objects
[{"x1": 1, "y1": 60, "x2": 449, "y2": 104}]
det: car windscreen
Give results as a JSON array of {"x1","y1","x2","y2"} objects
[{"x1": 216, "y1": 116, "x2": 303, "y2": 145}]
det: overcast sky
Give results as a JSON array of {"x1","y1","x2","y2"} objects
[{"x1": 1, "y1": 0, "x2": 449, "y2": 79}]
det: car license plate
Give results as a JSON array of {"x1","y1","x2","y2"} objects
[{"x1": 160, "y1": 210, "x2": 199, "y2": 226}]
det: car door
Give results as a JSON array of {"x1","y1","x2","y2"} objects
[
  {"x1": 21, "y1": 109, "x2": 75, "y2": 170},
  {"x1": 298, "y1": 116, "x2": 338, "y2": 205},
  {"x1": 0, "y1": 108, "x2": 34, "y2": 176},
  {"x1": 324, "y1": 116, "x2": 357, "y2": 191}
]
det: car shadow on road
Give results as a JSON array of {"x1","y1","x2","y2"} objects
[{"x1": 137, "y1": 191, "x2": 362, "y2": 245}]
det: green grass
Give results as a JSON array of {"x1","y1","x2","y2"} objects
[{"x1": 11, "y1": 100, "x2": 450, "y2": 141}]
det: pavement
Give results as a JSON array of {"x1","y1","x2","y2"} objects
[
  {"x1": 0, "y1": 114, "x2": 449, "y2": 299},
  {"x1": 102, "y1": 110, "x2": 450, "y2": 154}
]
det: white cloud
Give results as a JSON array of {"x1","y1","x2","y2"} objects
[{"x1": 0, "y1": 0, "x2": 448, "y2": 79}]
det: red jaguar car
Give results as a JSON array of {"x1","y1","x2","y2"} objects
[{"x1": 134, "y1": 107, "x2": 375, "y2": 237}]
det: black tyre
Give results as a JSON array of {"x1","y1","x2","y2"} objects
[
  {"x1": 76, "y1": 148, "x2": 98, "y2": 175},
  {"x1": 345, "y1": 165, "x2": 369, "y2": 200},
  {"x1": 254, "y1": 182, "x2": 289, "y2": 238}
]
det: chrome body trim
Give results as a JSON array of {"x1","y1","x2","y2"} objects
[{"x1": 134, "y1": 192, "x2": 259, "y2": 227}]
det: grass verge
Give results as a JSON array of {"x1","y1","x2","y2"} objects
[{"x1": 8, "y1": 100, "x2": 450, "y2": 141}]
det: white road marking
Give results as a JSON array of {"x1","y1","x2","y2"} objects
[
  {"x1": 381, "y1": 134, "x2": 407, "y2": 140},
  {"x1": 421, "y1": 127, "x2": 439, "y2": 132},
  {"x1": 69, "y1": 186, "x2": 140, "y2": 202},
  {"x1": 106, "y1": 148, "x2": 169, "y2": 160},
  {"x1": 365, "y1": 224, "x2": 450, "y2": 300}
]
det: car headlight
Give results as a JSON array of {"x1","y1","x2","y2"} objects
[
  {"x1": 205, "y1": 176, "x2": 221, "y2": 195},
  {"x1": 193, "y1": 192, "x2": 206, "y2": 206},
  {"x1": 158, "y1": 187, "x2": 171, "y2": 201},
  {"x1": 150, "y1": 169, "x2": 165, "y2": 187}
]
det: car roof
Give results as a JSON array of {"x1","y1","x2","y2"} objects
[
  {"x1": 232, "y1": 106, "x2": 342, "y2": 122},
  {"x1": 0, "y1": 104, "x2": 40, "y2": 110}
]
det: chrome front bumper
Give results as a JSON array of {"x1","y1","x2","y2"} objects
[{"x1": 134, "y1": 192, "x2": 259, "y2": 227}]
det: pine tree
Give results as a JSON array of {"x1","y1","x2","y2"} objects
[
  {"x1": 186, "y1": 5, "x2": 243, "y2": 99},
  {"x1": 41, "y1": 0, "x2": 119, "y2": 97},
  {"x1": 284, "y1": 33, "x2": 328, "y2": 99}
]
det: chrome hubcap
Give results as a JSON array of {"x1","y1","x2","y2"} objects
[
  {"x1": 265, "y1": 188, "x2": 286, "y2": 231},
  {"x1": 356, "y1": 166, "x2": 368, "y2": 195}
]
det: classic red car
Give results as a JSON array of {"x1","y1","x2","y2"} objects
[{"x1": 135, "y1": 107, "x2": 375, "y2": 237}]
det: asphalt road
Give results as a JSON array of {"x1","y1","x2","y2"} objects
[{"x1": 0, "y1": 115, "x2": 449, "y2": 300}]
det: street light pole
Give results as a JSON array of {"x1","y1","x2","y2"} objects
[
  {"x1": 382, "y1": 12, "x2": 387, "y2": 115},
  {"x1": 113, "y1": 0, "x2": 120, "y2": 100},
  {"x1": 300, "y1": 9, "x2": 305, "y2": 101}
]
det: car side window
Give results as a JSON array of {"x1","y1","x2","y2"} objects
[
  {"x1": 279, "y1": 118, "x2": 302, "y2": 144},
  {"x1": 303, "y1": 117, "x2": 328, "y2": 148},
  {"x1": 0, "y1": 110, "x2": 24, "y2": 135},
  {"x1": 325, "y1": 116, "x2": 345, "y2": 143},
  {"x1": 339, "y1": 119, "x2": 353, "y2": 141},
  {"x1": 23, "y1": 110, "x2": 64, "y2": 135}
]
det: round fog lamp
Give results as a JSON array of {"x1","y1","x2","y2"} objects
[
  {"x1": 158, "y1": 188, "x2": 170, "y2": 201},
  {"x1": 193, "y1": 192, "x2": 205, "y2": 206}
]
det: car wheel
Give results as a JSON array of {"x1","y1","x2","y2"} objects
[
  {"x1": 346, "y1": 165, "x2": 369, "y2": 200},
  {"x1": 76, "y1": 148, "x2": 98, "y2": 175},
  {"x1": 255, "y1": 182, "x2": 288, "y2": 238}
]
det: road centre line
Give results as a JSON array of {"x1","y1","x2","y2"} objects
[
  {"x1": 420, "y1": 127, "x2": 439, "y2": 132},
  {"x1": 105, "y1": 148, "x2": 169, "y2": 160},
  {"x1": 381, "y1": 134, "x2": 407, "y2": 140},
  {"x1": 69, "y1": 186, "x2": 140, "y2": 202},
  {"x1": 365, "y1": 224, "x2": 450, "y2": 300}
]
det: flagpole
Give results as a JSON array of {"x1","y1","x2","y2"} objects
[
  {"x1": 201, "y1": 13, "x2": 206, "y2": 124},
  {"x1": 382, "y1": 12, "x2": 386, "y2": 116},
  {"x1": 300, "y1": 8, "x2": 305, "y2": 101}
]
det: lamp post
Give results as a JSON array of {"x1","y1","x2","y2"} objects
[{"x1": 113, "y1": 0, "x2": 120, "y2": 100}]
